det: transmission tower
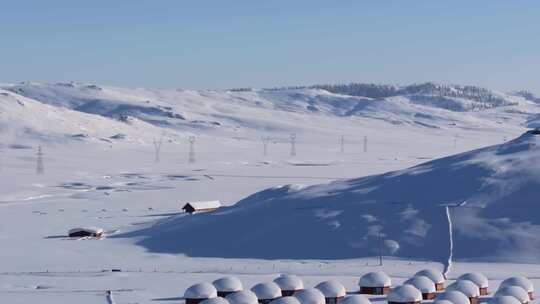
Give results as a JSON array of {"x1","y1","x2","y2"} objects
[
  {"x1": 340, "y1": 135, "x2": 345, "y2": 153},
  {"x1": 261, "y1": 136, "x2": 270, "y2": 156},
  {"x1": 188, "y1": 136, "x2": 196, "y2": 164},
  {"x1": 153, "y1": 136, "x2": 163, "y2": 163},
  {"x1": 36, "y1": 145, "x2": 44, "y2": 175},
  {"x1": 290, "y1": 133, "x2": 296, "y2": 157},
  {"x1": 363, "y1": 136, "x2": 368, "y2": 153}
]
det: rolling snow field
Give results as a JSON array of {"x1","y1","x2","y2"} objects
[{"x1": 1, "y1": 82, "x2": 540, "y2": 303}]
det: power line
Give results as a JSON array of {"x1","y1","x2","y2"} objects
[
  {"x1": 290, "y1": 133, "x2": 296, "y2": 157},
  {"x1": 188, "y1": 136, "x2": 196, "y2": 164}
]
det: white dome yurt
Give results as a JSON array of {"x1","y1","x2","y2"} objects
[
  {"x1": 387, "y1": 285, "x2": 422, "y2": 304},
  {"x1": 447, "y1": 280, "x2": 480, "y2": 304},
  {"x1": 358, "y1": 271, "x2": 392, "y2": 295},
  {"x1": 340, "y1": 295, "x2": 371, "y2": 304},
  {"x1": 185, "y1": 283, "x2": 218, "y2": 304},
  {"x1": 274, "y1": 275, "x2": 304, "y2": 296},
  {"x1": 226, "y1": 290, "x2": 259, "y2": 304},
  {"x1": 458, "y1": 273, "x2": 489, "y2": 295},
  {"x1": 435, "y1": 290, "x2": 471, "y2": 304},
  {"x1": 251, "y1": 282, "x2": 282, "y2": 304},
  {"x1": 500, "y1": 277, "x2": 534, "y2": 300},
  {"x1": 433, "y1": 300, "x2": 454, "y2": 304},
  {"x1": 489, "y1": 296, "x2": 522, "y2": 304},
  {"x1": 294, "y1": 288, "x2": 326, "y2": 304},
  {"x1": 405, "y1": 276, "x2": 436, "y2": 300},
  {"x1": 213, "y1": 277, "x2": 243, "y2": 297},
  {"x1": 270, "y1": 297, "x2": 302, "y2": 304},
  {"x1": 201, "y1": 298, "x2": 231, "y2": 304},
  {"x1": 415, "y1": 269, "x2": 445, "y2": 291},
  {"x1": 495, "y1": 286, "x2": 530, "y2": 304},
  {"x1": 315, "y1": 280, "x2": 346, "y2": 304}
]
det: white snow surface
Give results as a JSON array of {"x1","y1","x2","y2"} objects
[
  {"x1": 293, "y1": 288, "x2": 326, "y2": 304},
  {"x1": 185, "y1": 282, "x2": 218, "y2": 299},
  {"x1": 458, "y1": 273, "x2": 489, "y2": 289},
  {"x1": 414, "y1": 269, "x2": 445, "y2": 284},
  {"x1": 225, "y1": 290, "x2": 258, "y2": 304},
  {"x1": 274, "y1": 275, "x2": 304, "y2": 291},
  {"x1": 404, "y1": 276, "x2": 436, "y2": 293},
  {"x1": 435, "y1": 291, "x2": 470, "y2": 304},
  {"x1": 2, "y1": 82, "x2": 540, "y2": 303},
  {"x1": 340, "y1": 295, "x2": 372, "y2": 304},
  {"x1": 446, "y1": 280, "x2": 480, "y2": 297}
]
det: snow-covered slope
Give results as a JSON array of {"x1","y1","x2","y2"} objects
[
  {"x1": 122, "y1": 130, "x2": 540, "y2": 264},
  {"x1": 2, "y1": 82, "x2": 539, "y2": 145},
  {"x1": 0, "y1": 89, "x2": 166, "y2": 144}
]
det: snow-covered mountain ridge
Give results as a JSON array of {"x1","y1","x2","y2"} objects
[{"x1": 1, "y1": 81, "x2": 539, "y2": 145}]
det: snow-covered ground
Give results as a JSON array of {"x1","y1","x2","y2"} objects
[{"x1": 1, "y1": 82, "x2": 540, "y2": 303}]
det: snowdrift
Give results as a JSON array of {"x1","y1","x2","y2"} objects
[{"x1": 122, "y1": 131, "x2": 540, "y2": 263}]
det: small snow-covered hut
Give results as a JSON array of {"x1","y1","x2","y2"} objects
[
  {"x1": 340, "y1": 295, "x2": 371, "y2": 304},
  {"x1": 201, "y1": 298, "x2": 231, "y2": 304},
  {"x1": 489, "y1": 296, "x2": 522, "y2": 304},
  {"x1": 185, "y1": 283, "x2": 218, "y2": 304},
  {"x1": 182, "y1": 200, "x2": 221, "y2": 214},
  {"x1": 213, "y1": 277, "x2": 243, "y2": 297},
  {"x1": 269, "y1": 297, "x2": 301, "y2": 304},
  {"x1": 358, "y1": 271, "x2": 392, "y2": 295},
  {"x1": 387, "y1": 285, "x2": 422, "y2": 304},
  {"x1": 415, "y1": 269, "x2": 445, "y2": 291},
  {"x1": 500, "y1": 277, "x2": 534, "y2": 300},
  {"x1": 447, "y1": 280, "x2": 480, "y2": 304},
  {"x1": 435, "y1": 291, "x2": 470, "y2": 304},
  {"x1": 495, "y1": 286, "x2": 530, "y2": 304},
  {"x1": 68, "y1": 227, "x2": 104, "y2": 238},
  {"x1": 458, "y1": 273, "x2": 488, "y2": 296},
  {"x1": 274, "y1": 274, "x2": 304, "y2": 296},
  {"x1": 226, "y1": 290, "x2": 259, "y2": 304},
  {"x1": 252, "y1": 282, "x2": 282, "y2": 304},
  {"x1": 294, "y1": 288, "x2": 326, "y2": 304},
  {"x1": 405, "y1": 276, "x2": 436, "y2": 300},
  {"x1": 315, "y1": 280, "x2": 346, "y2": 304}
]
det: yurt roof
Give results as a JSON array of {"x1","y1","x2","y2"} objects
[
  {"x1": 458, "y1": 273, "x2": 489, "y2": 288},
  {"x1": 489, "y1": 296, "x2": 523, "y2": 304},
  {"x1": 274, "y1": 274, "x2": 304, "y2": 290},
  {"x1": 294, "y1": 288, "x2": 326, "y2": 304},
  {"x1": 500, "y1": 277, "x2": 534, "y2": 293},
  {"x1": 447, "y1": 280, "x2": 480, "y2": 297},
  {"x1": 495, "y1": 286, "x2": 530, "y2": 304},
  {"x1": 387, "y1": 285, "x2": 422, "y2": 303},
  {"x1": 269, "y1": 296, "x2": 302, "y2": 304},
  {"x1": 405, "y1": 276, "x2": 436, "y2": 293},
  {"x1": 415, "y1": 269, "x2": 445, "y2": 284},
  {"x1": 201, "y1": 297, "x2": 230, "y2": 304},
  {"x1": 251, "y1": 282, "x2": 282, "y2": 300},
  {"x1": 358, "y1": 271, "x2": 392, "y2": 287},
  {"x1": 435, "y1": 290, "x2": 471, "y2": 304},
  {"x1": 315, "y1": 280, "x2": 346, "y2": 298},
  {"x1": 185, "y1": 283, "x2": 218, "y2": 299},
  {"x1": 340, "y1": 295, "x2": 372, "y2": 304},
  {"x1": 225, "y1": 290, "x2": 258, "y2": 304},
  {"x1": 213, "y1": 277, "x2": 243, "y2": 292}
]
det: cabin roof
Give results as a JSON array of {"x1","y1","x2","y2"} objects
[{"x1": 183, "y1": 200, "x2": 221, "y2": 210}]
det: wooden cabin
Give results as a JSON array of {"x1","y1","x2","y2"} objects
[{"x1": 182, "y1": 200, "x2": 221, "y2": 214}]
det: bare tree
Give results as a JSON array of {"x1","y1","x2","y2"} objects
[{"x1": 188, "y1": 136, "x2": 196, "y2": 164}]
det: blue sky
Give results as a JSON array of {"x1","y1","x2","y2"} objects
[{"x1": 1, "y1": 1, "x2": 539, "y2": 93}]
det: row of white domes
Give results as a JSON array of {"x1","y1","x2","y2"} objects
[{"x1": 184, "y1": 271, "x2": 534, "y2": 304}]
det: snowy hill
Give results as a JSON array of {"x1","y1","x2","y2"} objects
[
  {"x1": 1, "y1": 82, "x2": 538, "y2": 146},
  {"x1": 122, "y1": 130, "x2": 540, "y2": 265}
]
